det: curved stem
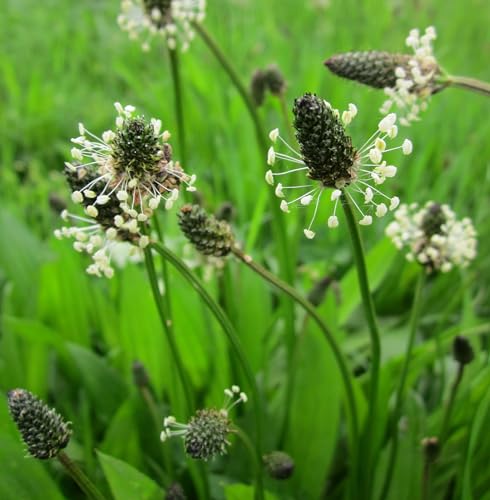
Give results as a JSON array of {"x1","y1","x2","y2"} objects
[
  {"x1": 192, "y1": 22, "x2": 268, "y2": 154},
  {"x1": 235, "y1": 426, "x2": 263, "y2": 492},
  {"x1": 341, "y1": 193, "x2": 381, "y2": 498},
  {"x1": 231, "y1": 247, "x2": 359, "y2": 482},
  {"x1": 191, "y1": 22, "x2": 293, "y2": 285},
  {"x1": 277, "y1": 94, "x2": 296, "y2": 145},
  {"x1": 167, "y1": 48, "x2": 187, "y2": 166},
  {"x1": 440, "y1": 363, "x2": 465, "y2": 444},
  {"x1": 446, "y1": 75, "x2": 490, "y2": 97},
  {"x1": 150, "y1": 242, "x2": 264, "y2": 500},
  {"x1": 57, "y1": 451, "x2": 107, "y2": 500},
  {"x1": 143, "y1": 246, "x2": 193, "y2": 412},
  {"x1": 379, "y1": 272, "x2": 425, "y2": 500}
]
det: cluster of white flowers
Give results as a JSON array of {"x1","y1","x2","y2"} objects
[
  {"x1": 118, "y1": 0, "x2": 206, "y2": 52},
  {"x1": 380, "y1": 27, "x2": 439, "y2": 126},
  {"x1": 386, "y1": 202, "x2": 477, "y2": 273},
  {"x1": 266, "y1": 104, "x2": 412, "y2": 239},
  {"x1": 55, "y1": 103, "x2": 196, "y2": 278}
]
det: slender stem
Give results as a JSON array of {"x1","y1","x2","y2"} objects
[
  {"x1": 143, "y1": 246, "x2": 193, "y2": 412},
  {"x1": 192, "y1": 22, "x2": 268, "y2": 154},
  {"x1": 440, "y1": 363, "x2": 465, "y2": 444},
  {"x1": 191, "y1": 21, "x2": 294, "y2": 286},
  {"x1": 167, "y1": 48, "x2": 187, "y2": 166},
  {"x1": 150, "y1": 242, "x2": 265, "y2": 500},
  {"x1": 379, "y1": 272, "x2": 425, "y2": 500},
  {"x1": 278, "y1": 94, "x2": 296, "y2": 145},
  {"x1": 446, "y1": 75, "x2": 490, "y2": 97},
  {"x1": 421, "y1": 459, "x2": 431, "y2": 500},
  {"x1": 57, "y1": 451, "x2": 107, "y2": 500},
  {"x1": 231, "y1": 247, "x2": 359, "y2": 480},
  {"x1": 341, "y1": 193, "x2": 381, "y2": 498},
  {"x1": 139, "y1": 385, "x2": 174, "y2": 481},
  {"x1": 235, "y1": 426, "x2": 263, "y2": 492}
]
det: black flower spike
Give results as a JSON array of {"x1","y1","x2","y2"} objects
[
  {"x1": 178, "y1": 204, "x2": 235, "y2": 257},
  {"x1": 293, "y1": 93, "x2": 356, "y2": 188},
  {"x1": 7, "y1": 389, "x2": 71, "y2": 459},
  {"x1": 263, "y1": 451, "x2": 295, "y2": 479},
  {"x1": 453, "y1": 336, "x2": 475, "y2": 365},
  {"x1": 325, "y1": 51, "x2": 412, "y2": 89}
]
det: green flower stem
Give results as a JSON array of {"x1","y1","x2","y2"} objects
[
  {"x1": 440, "y1": 362, "x2": 465, "y2": 444},
  {"x1": 143, "y1": 246, "x2": 193, "y2": 412},
  {"x1": 341, "y1": 193, "x2": 381, "y2": 497},
  {"x1": 143, "y1": 243, "x2": 209, "y2": 500},
  {"x1": 446, "y1": 75, "x2": 490, "y2": 97},
  {"x1": 379, "y1": 271, "x2": 425, "y2": 500},
  {"x1": 191, "y1": 20, "x2": 294, "y2": 284},
  {"x1": 231, "y1": 247, "x2": 359, "y2": 481},
  {"x1": 139, "y1": 385, "x2": 174, "y2": 482},
  {"x1": 278, "y1": 94, "x2": 296, "y2": 145},
  {"x1": 150, "y1": 241, "x2": 265, "y2": 500},
  {"x1": 57, "y1": 451, "x2": 107, "y2": 500},
  {"x1": 192, "y1": 19, "x2": 297, "y2": 460},
  {"x1": 421, "y1": 458, "x2": 432, "y2": 500},
  {"x1": 168, "y1": 48, "x2": 187, "y2": 166},
  {"x1": 235, "y1": 426, "x2": 263, "y2": 494}
]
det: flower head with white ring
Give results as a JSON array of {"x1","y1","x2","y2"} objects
[
  {"x1": 386, "y1": 202, "x2": 477, "y2": 273},
  {"x1": 265, "y1": 93, "x2": 412, "y2": 239},
  {"x1": 118, "y1": 0, "x2": 205, "y2": 52},
  {"x1": 161, "y1": 385, "x2": 247, "y2": 460},
  {"x1": 55, "y1": 102, "x2": 196, "y2": 278}
]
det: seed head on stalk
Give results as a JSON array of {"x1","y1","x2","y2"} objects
[
  {"x1": 265, "y1": 93, "x2": 412, "y2": 238},
  {"x1": 55, "y1": 103, "x2": 196, "y2": 278}
]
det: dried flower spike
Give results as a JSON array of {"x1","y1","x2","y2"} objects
[
  {"x1": 263, "y1": 451, "x2": 295, "y2": 479},
  {"x1": 178, "y1": 204, "x2": 235, "y2": 257},
  {"x1": 55, "y1": 103, "x2": 196, "y2": 278},
  {"x1": 118, "y1": 0, "x2": 206, "y2": 52},
  {"x1": 386, "y1": 202, "x2": 477, "y2": 273},
  {"x1": 7, "y1": 389, "x2": 71, "y2": 459},
  {"x1": 326, "y1": 27, "x2": 443, "y2": 125},
  {"x1": 161, "y1": 385, "x2": 247, "y2": 460},
  {"x1": 266, "y1": 93, "x2": 412, "y2": 238}
]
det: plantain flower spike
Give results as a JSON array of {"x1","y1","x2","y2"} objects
[
  {"x1": 265, "y1": 93, "x2": 412, "y2": 238},
  {"x1": 8, "y1": 389, "x2": 71, "y2": 460}
]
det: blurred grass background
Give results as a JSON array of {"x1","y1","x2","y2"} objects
[{"x1": 1, "y1": 0, "x2": 489, "y2": 498}]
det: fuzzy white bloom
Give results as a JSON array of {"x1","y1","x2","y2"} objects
[
  {"x1": 386, "y1": 202, "x2": 477, "y2": 273},
  {"x1": 57, "y1": 103, "x2": 194, "y2": 278},
  {"x1": 381, "y1": 26, "x2": 440, "y2": 125},
  {"x1": 118, "y1": 0, "x2": 206, "y2": 52},
  {"x1": 266, "y1": 98, "x2": 411, "y2": 238}
]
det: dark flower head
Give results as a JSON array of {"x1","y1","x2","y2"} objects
[
  {"x1": 161, "y1": 385, "x2": 246, "y2": 461},
  {"x1": 7, "y1": 389, "x2": 71, "y2": 459},
  {"x1": 178, "y1": 204, "x2": 234, "y2": 257},
  {"x1": 266, "y1": 93, "x2": 412, "y2": 238}
]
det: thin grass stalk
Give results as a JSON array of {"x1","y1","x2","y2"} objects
[
  {"x1": 57, "y1": 451, "x2": 107, "y2": 500},
  {"x1": 379, "y1": 271, "x2": 425, "y2": 500},
  {"x1": 341, "y1": 193, "x2": 381, "y2": 498},
  {"x1": 440, "y1": 363, "x2": 465, "y2": 444},
  {"x1": 150, "y1": 241, "x2": 265, "y2": 500},
  {"x1": 143, "y1": 245, "x2": 210, "y2": 500},
  {"x1": 168, "y1": 48, "x2": 187, "y2": 166},
  {"x1": 231, "y1": 245, "x2": 360, "y2": 498}
]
